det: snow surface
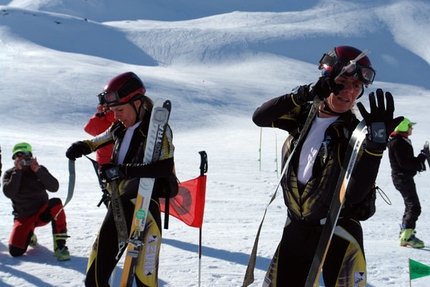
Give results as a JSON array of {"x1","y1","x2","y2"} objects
[{"x1": 1, "y1": 0, "x2": 430, "y2": 286}]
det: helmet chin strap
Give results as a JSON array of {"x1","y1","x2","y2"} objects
[{"x1": 129, "y1": 99, "x2": 143, "y2": 125}]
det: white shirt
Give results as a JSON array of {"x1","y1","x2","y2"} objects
[
  {"x1": 117, "y1": 121, "x2": 141, "y2": 164},
  {"x1": 297, "y1": 115, "x2": 338, "y2": 184}
]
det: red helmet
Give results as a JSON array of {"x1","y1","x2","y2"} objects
[
  {"x1": 319, "y1": 46, "x2": 376, "y2": 86},
  {"x1": 98, "y1": 72, "x2": 146, "y2": 107}
]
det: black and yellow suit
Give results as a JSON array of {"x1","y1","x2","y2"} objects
[
  {"x1": 84, "y1": 111, "x2": 175, "y2": 287},
  {"x1": 253, "y1": 93, "x2": 382, "y2": 287}
]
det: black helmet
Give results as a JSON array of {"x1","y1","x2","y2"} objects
[{"x1": 319, "y1": 46, "x2": 376, "y2": 87}]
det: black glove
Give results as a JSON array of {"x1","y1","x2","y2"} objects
[
  {"x1": 290, "y1": 85, "x2": 312, "y2": 105},
  {"x1": 98, "y1": 164, "x2": 125, "y2": 182},
  {"x1": 310, "y1": 76, "x2": 344, "y2": 100},
  {"x1": 66, "y1": 141, "x2": 91, "y2": 161},
  {"x1": 357, "y1": 89, "x2": 403, "y2": 152},
  {"x1": 291, "y1": 77, "x2": 343, "y2": 105},
  {"x1": 417, "y1": 151, "x2": 427, "y2": 172},
  {"x1": 96, "y1": 111, "x2": 106, "y2": 118}
]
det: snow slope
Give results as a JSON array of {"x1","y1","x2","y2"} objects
[{"x1": 1, "y1": 0, "x2": 430, "y2": 286}]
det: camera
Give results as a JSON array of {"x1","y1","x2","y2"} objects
[{"x1": 21, "y1": 158, "x2": 32, "y2": 166}]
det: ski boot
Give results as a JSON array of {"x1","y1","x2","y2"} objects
[
  {"x1": 53, "y1": 233, "x2": 71, "y2": 261},
  {"x1": 400, "y1": 228, "x2": 424, "y2": 248},
  {"x1": 29, "y1": 234, "x2": 37, "y2": 248}
]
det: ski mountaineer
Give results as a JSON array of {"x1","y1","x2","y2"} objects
[
  {"x1": 387, "y1": 118, "x2": 426, "y2": 248},
  {"x1": 84, "y1": 92, "x2": 116, "y2": 208},
  {"x1": 252, "y1": 46, "x2": 402, "y2": 287},
  {"x1": 2, "y1": 142, "x2": 70, "y2": 261},
  {"x1": 65, "y1": 72, "x2": 175, "y2": 287}
]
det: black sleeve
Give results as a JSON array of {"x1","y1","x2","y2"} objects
[
  {"x1": 36, "y1": 165, "x2": 60, "y2": 192},
  {"x1": 124, "y1": 157, "x2": 174, "y2": 178},
  {"x1": 346, "y1": 150, "x2": 382, "y2": 204},
  {"x1": 391, "y1": 139, "x2": 421, "y2": 172},
  {"x1": 2, "y1": 168, "x2": 22, "y2": 199},
  {"x1": 252, "y1": 93, "x2": 304, "y2": 132}
]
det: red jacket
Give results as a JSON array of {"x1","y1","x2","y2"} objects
[{"x1": 84, "y1": 111, "x2": 115, "y2": 164}]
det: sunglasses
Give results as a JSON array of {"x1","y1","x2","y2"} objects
[{"x1": 14, "y1": 152, "x2": 32, "y2": 158}]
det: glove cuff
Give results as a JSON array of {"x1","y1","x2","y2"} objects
[
  {"x1": 365, "y1": 138, "x2": 387, "y2": 153},
  {"x1": 364, "y1": 149, "x2": 384, "y2": 157},
  {"x1": 291, "y1": 85, "x2": 311, "y2": 106}
]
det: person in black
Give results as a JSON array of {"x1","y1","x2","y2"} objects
[
  {"x1": 66, "y1": 72, "x2": 175, "y2": 287},
  {"x1": 387, "y1": 117, "x2": 426, "y2": 248},
  {"x1": 252, "y1": 46, "x2": 402, "y2": 287}
]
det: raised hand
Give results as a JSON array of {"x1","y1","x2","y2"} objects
[{"x1": 357, "y1": 88, "x2": 403, "y2": 151}]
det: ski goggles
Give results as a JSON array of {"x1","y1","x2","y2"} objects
[
  {"x1": 319, "y1": 50, "x2": 376, "y2": 86},
  {"x1": 336, "y1": 49, "x2": 375, "y2": 86},
  {"x1": 97, "y1": 91, "x2": 122, "y2": 105},
  {"x1": 336, "y1": 60, "x2": 375, "y2": 86}
]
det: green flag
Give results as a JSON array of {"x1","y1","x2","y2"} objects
[{"x1": 410, "y1": 259, "x2": 430, "y2": 280}]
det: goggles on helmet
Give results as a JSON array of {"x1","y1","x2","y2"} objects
[
  {"x1": 336, "y1": 49, "x2": 375, "y2": 86},
  {"x1": 98, "y1": 91, "x2": 121, "y2": 105},
  {"x1": 97, "y1": 91, "x2": 143, "y2": 108},
  {"x1": 337, "y1": 61, "x2": 375, "y2": 86},
  {"x1": 319, "y1": 49, "x2": 375, "y2": 86}
]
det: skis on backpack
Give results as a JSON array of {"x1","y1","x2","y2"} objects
[
  {"x1": 119, "y1": 99, "x2": 172, "y2": 287},
  {"x1": 423, "y1": 141, "x2": 430, "y2": 168},
  {"x1": 304, "y1": 120, "x2": 367, "y2": 287}
]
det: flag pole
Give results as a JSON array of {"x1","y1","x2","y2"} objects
[
  {"x1": 259, "y1": 127, "x2": 262, "y2": 171},
  {"x1": 274, "y1": 131, "x2": 278, "y2": 178},
  {"x1": 199, "y1": 227, "x2": 202, "y2": 287},
  {"x1": 198, "y1": 151, "x2": 208, "y2": 287},
  {"x1": 409, "y1": 258, "x2": 412, "y2": 287}
]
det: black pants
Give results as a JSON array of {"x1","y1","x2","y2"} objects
[
  {"x1": 392, "y1": 174, "x2": 421, "y2": 229},
  {"x1": 85, "y1": 197, "x2": 161, "y2": 287},
  {"x1": 265, "y1": 217, "x2": 366, "y2": 287}
]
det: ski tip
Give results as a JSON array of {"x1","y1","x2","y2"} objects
[{"x1": 164, "y1": 100, "x2": 172, "y2": 108}]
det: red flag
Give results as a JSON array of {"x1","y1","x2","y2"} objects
[{"x1": 160, "y1": 175, "x2": 207, "y2": 228}]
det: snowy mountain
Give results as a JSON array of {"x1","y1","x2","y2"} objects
[{"x1": 1, "y1": 0, "x2": 430, "y2": 286}]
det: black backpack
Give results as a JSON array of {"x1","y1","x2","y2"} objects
[
  {"x1": 353, "y1": 185, "x2": 377, "y2": 221},
  {"x1": 350, "y1": 185, "x2": 392, "y2": 221},
  {"x1": 153, "y1": 174, "x2": 179, "y2": 198}
]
